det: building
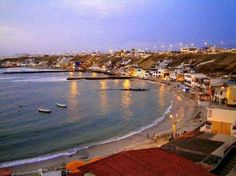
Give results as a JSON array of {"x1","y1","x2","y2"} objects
[
  {"x1": 180, "y1": 47, "x2": 198, "y2": 54},
  {"x1": 170, "y1": 70, "x2": 185, "y2": 82},
  {"x1": 75, "y1": 148, "x2": 215, "y2": 176},
  {"x1": 226, "y1": 85, "x2": 236, "y2": 106},
  {"x1": 230, "y1": 48, "x2": 236, "y2": 53},
  {"x1": 127, "y1": 67, "x2": 147, "y2": 78},
  {"x1": 212, "y1": 86, "x2": 227, "y2": 104},
  {"x1": 205, "y1": 106, "x2": 236, "y2": 137},
  {"x1": 149, "y1": 68, "x2": 159, "y2": 78},
  {"x1": 184, "y1": 73, "x2": 208, "y2": 88},
  {"x1": 157, "y1": 68, "x2": 170, "y2": 79}
]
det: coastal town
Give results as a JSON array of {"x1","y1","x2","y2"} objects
[
  {"x1": 0, "y1": 46, "x2": 236, "y2": 176},
  {"x1": 1, "y1": 0, "x2": 236, "y2": 175}
]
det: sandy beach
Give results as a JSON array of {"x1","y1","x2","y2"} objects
[{"x1": 9, "y1": 80, "x2": 205, "y2": 174}]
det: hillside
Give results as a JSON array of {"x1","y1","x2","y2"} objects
[
  {"x1": 135, "y1": 53, "x2": 236, "y2": 74},
  {"x1": 1, "y1": 53, "x2": 236, "y2": 74}
]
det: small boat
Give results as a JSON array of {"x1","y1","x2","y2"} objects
[
  {"x1": 38, "y1": 108, "x2": 51, "y2": 113},
  {"x1": 56, "y1": 103, "x2": 67, "y2": 108}
]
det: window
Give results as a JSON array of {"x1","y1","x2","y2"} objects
[{"x1": 208, "y1": 109, "x2": 212, "y2": 118}]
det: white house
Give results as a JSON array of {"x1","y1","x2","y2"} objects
[
  {"x1": 180, "y1": 47, "x2": 198, "y2": 54},
  {"x1": 201, "y1": 106, "x2": 236, "y2": 137},
  {"x1": 184, "y1": 73, "x2": 208, "y2": 88}
]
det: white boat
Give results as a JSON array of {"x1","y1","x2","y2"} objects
[
  {"x1": 38, "y1": 108, "x2": 51, "y2": 113},
  {"x1": 56, "y1": 103, "x2": 67, "y2": 108}
]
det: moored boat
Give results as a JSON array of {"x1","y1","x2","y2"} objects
[
  {"x1": 56, "y1": 103, "x2": 67, "y2": 108},
  {"x1": 38, "y1": 108, "x2": 51, "y2": 113}
]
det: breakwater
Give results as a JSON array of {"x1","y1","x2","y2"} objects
[{"x1": 67, "y1": 76, "x2": 133, "y2": 80}]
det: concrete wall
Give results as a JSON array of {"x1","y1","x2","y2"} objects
[
  {"x1": 207, "y1": 107, "x2": 236, "y2": 123},
  {"x1": 208, "y1": 107, "x2": 236, "y2": 135},
  {"x1": 211, "y1": 121, "x2": 231, "y2": 135}
]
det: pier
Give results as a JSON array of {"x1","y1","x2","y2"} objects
[
  {"x1": 67, "y1": 76, "x2": 133, "y2": 80},
  {"x1": 3, "y1": 70, "x2": 71, "y2": 74}
]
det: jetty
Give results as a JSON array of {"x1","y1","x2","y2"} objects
[
  {"x1": 3, "y1": 70, "x2": 71, "y2": 74},
  {"x1": 67, "y1": 76, "x2": 132, "y2": 80}
]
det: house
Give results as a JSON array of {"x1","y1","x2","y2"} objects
[
  {"x1": 180, "y1": 47, "x2": 198, "y2": 54},
  {"x1": 170, "y1": 70, "x2": 177, "y2": 81},
  {"x1": 127, "y1": 67, "x2": 147, "y2": 78},
  {"x1": 204, "y1": 106, "x2": 236, "y2": 137},
  {"x1": 75, "y1": 148, "x2": 215, "y2": 176},
  {"x1": 158, "y1": 68, "x2": 170, "y2": 79},
  {"x1": 230, "y1": 48, "x2": 236, "y2": 53},
  {"x1": 170, "y1": 69, "x2": 185, "y2": 82},
  {"x1": 212, "y1": 86, "x2": 227, "y2": 104},
  {"x1": 184, "y1": 73, "x2": 208, "y2": 88},
  {"x1": 226, "y1": 85, "x2": 236, "y2": 106},
  {"x1": 184, "y1": 73, "x2": 192, "y2": 87},
  {"x1": 211, "y1": 76, "x2": 236, "y2": 105},
  {"x1": 149, "y1": 69, "x2": 159, "y2": 78},
  {"x1": 115, "y1": 50, "x2": 125, "y2": 57}
]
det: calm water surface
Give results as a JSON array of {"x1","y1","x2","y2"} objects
[{"x1": 0, "y1": 68, "x2": 173, "y2": 164}]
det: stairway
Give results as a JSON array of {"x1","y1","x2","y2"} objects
[
  {"x1": 211, "y1": 146, "x2": 236, "y2": 176},
  {"x1": 218, "y1": 155, "x2": 236, "y2": 176}
]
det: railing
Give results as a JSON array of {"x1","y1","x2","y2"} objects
[{"x1": 210, "y1": 146, "x2": 236, "y2": 175}]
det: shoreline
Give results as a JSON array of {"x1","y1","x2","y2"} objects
[{"x1": 6, "y1": 79, "x2": 203, "y2": 174}]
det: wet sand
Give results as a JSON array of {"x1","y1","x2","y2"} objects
[{"x1": 10, "y1": 81, "x2": 204, "y2": 174}]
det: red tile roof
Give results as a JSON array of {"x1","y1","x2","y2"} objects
[
  {"x1": 0, "y1": 168, "x2": 11, "y2": 176},
  {"x1": 76, "y1": 148, "x2": 215, "y2": 176}
]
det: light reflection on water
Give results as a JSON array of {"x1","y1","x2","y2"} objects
[
  {"x1": 99, "y1": 80, "x2": 108, "y2": 115},
  {"x1": 122, "y1": 79, "x2": 133, "y2": 118},
  {"x1": 67, "y1": 81, "x2": 79, "y2": 120},
  {"x1": 92, "y1": 72, "x2": 97, "y2": 77},
  {"x1": 159, "y1": 84, "x2": 165, "y2": 108},
  {"x1": 113, "y1": 79, "x2": 119, "y2": 86},
  {"x1": 70, "y1": 81, "x2": 78, "y2": 97}
]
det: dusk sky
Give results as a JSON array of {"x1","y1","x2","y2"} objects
[{"x1": 0, "y1": 0, "x2": 236, "y2": 56}]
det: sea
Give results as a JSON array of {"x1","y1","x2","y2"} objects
[{"x1": 0, "y1": 67, "x2": 173, "y2": 167}]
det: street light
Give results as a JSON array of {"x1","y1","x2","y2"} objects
[{"x1": 169, "y1": 114, "x2": 180, "y2": 139}]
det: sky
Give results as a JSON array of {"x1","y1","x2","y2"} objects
[{"x1": 0, "y1": 0, "x2": 236, "y2": 56}]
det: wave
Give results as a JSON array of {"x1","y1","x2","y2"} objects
[{"x1": 0, "y1": 101, "x2": 173, "y2": 168}]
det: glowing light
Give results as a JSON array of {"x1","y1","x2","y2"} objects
[
  {"x1": 99, "y1": 80, "x2": 108, "y2": 113},
  {"x1": 123, "y1": 79, "x2": 130, "y2": 89},
  {"x1": 121, "y1": 80, "x2": 132, "y2": 118},
  {"x1": 177, "y1": 95, "x2": 182, "y2": 101},
  {"x1": 69, "y1": 71, "x2": 74, "y2": 77},
  {"x1": 92, "y1": 72, "x2": 97, "y2": 77},
  {"x1": 113, "y1": 79, "x2": 119, "y2": 85},
  {"x1": 70, "y1": 81, "x2": 78, "y2": 97}
]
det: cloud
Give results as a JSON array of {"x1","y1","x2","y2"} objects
[{"x1": 61, "y1": 0, "x2": 146, "y2": 17}]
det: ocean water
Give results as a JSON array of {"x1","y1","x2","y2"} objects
[{"x1": 0, "y1": 68, "x2": 173, "y2": 167}]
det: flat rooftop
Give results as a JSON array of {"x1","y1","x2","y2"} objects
[{"x1": 208, "y1": 105, "x2": 236, "y2": 111}]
